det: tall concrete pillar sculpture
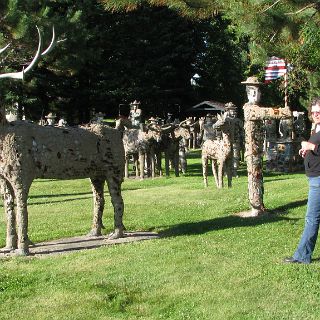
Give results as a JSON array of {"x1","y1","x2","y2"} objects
[{"x1": 241, "y1": 77, "x2": 292, "y2": 216}]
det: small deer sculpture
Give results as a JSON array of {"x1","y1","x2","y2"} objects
[
  {"x1": 115, "y1": 117, "x2": 161, "y2": 179},
  {"x1": 201, "y1": 113, "x2": 234, "y2": 188}
]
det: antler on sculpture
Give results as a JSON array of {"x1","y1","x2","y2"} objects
[
  {"x1": 41, "y1": 26, "x2": 56, "y2": 56},
  {"x1": 0, "y1": 44, "x2": 10, "y2": 54},
  {"x1": 0, "y1": 26, "x2": 56, "y2": 80}
]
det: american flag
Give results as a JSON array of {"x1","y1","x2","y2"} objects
[{"x1": 264, "y1": 56, "x2": 287, "y2": 83}]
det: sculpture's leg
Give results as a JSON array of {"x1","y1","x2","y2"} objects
[
  {"x1": 145, "y1": 152, "x2": 151, "y2": 177},
  {"x1": 150, "y1": 149, "x2": 155, "y2": 178},
  {"x1": 139, "y1": 153, "x2": 145, "y2": 180},
  {"x1": 210, "y1": 160, "x2": 218, "y2": 188},
  {"x1": 233, "y1": 144, "x2": 240, "y2": 177},
  {"x1": 1, "y1": 179, "x2": 17, "y2": 251},
  {"x1": 124, "y1": 155, "x2": 129, "y2": 179},
  {"x1": 218, "y1": 162, "x2": 224, "y2": 188},
  {"x1": 14, "y1": 183, "x2": 31, "y2": 256},
  {"x1": 202, "y1": 155, "x2": 208, "y2": 187},
  {"x1": 193, "y1": 133, "x2": 197, "y2": 149},
  {"x1": 226, "y1": 159, "x2": 233, "y2": 188},
  {"x1": 134, "y1": 155, "x2": 139, "y2": 178},
  {"x1": 155, "y1": 152, "x2": 162, "y2": 176},
  {"x1": 174, "y1": 152, "x2": 180, "y2": 177},
  {"x1": 106, "y1": 177, "x2": 125, "y2": 240},
  {"x1": 165, "y1": 152, "x2": 170, "y2": 177},
  {"x1": 179, "y1": 149, "x2": 187, "y2": 174},
  {"x1": 88, "y1": 177, "x2": 105, "y2": 236}
]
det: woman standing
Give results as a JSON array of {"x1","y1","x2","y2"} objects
[{"x1": 284, "y1": 97, "x2": 320, "y2": 264}]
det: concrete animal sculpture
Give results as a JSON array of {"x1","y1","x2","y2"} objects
[
  {"x1": 150, "y1": 124, "x2": 181, "y2": 177},
  {"x1": 115, "y1": 117, "x2": 160, "y2": 179},
  {"x1": 0, "y1": 27, "x2": 126, "y2": 256},
  {"x1": 2, "y1": 123, "x2": 126, "y2": 256},
  {"x1": 174, "y1": 125, "x2": 191, "y2": 174},
  {"x1": 201, "y1": 113, "x2": 234, "y2": 188},
  {"x1": 121, "y1": 128, "x2": 150, "y2": 179}
]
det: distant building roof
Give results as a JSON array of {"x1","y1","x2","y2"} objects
[{"x1": 187, "y1": 101, "x2": 225, "y2": 113}]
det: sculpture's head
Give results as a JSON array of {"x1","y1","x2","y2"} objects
[
  {"x1": 212, "y1": 112, "x2": 230, "y2": 131},
  {"x1": 224, "y1": 102, "x2": 237, "y2": 118},
  {"x1": 130, "y1": 100, "x2": 140, "y2": 111},
  {"x1": 241, "y1": 77, "x2": 262, "y2": 104}
]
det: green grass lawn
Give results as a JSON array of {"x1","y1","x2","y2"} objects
[{"x1": 0, "y1": 150, "x2": 319, "y2": 320}]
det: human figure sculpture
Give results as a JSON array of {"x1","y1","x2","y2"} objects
[
  {"x1": 200, "y1": 114, "x2": 219, "y2": 143},
  {"x1": 263, "y1": 118, "x2": 277, "y2": 155},
  {"x1": 58, "y1": 118, "x2": 67, "y2": 127},
  {"x1": 175, "y1": 125, "x2": 191, "y2": 174},
  {"x1": 165, "y1": 112, "x2": 174, "y2": 124},
  {"x1": 5, "y1": 102, "x2": 19, "y2": 122},
  {"x1": 45, "y1": 112, "x2": 56, "y2": 126},
  {"x1": 264, "y1": 119, "x2": 277, "y2": 142},
  {"x1": 241, "y1": 76, "x2": 292, "y2": 216},
  {"x1": 129, "y1": 100, "x2": 142, "y2": 127},
  {"x1": 293, "y1": 111, "x2": 307, "y2": 140},
  {"x1": 224, "y1": 102, "x2": 243, "y2": 177},
  {"x1": 279, "y1": 117, "x2": 293, "y2": 141}
]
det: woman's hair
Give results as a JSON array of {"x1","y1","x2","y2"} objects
[
  {"x1": 311, "y1": 97, "x2": 320, "y2": 107},
  {"x1": 308, "y1": 97, "x2": 320, "y2": 120}
]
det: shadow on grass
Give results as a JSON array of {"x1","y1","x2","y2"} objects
[
  {"x1": 29, "y1": 191, "x2": 92, "y2": 199},
  {"x1": 0, "y1": 196, "x2": 93, "y2": 209},
  {"x1": 159, "y1": 199, "x2": 306, "y2": 238},
  {"x1": 28, "y1": 196, "x2": 92, "y2": 206}
]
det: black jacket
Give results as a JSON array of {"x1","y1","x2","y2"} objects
[{"x1": 304, "y1": 131, "x2": 320, "y2": 177}]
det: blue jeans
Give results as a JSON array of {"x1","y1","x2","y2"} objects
[{"x1": 293, "y1": 176, "x2": 320, "y2": 263}]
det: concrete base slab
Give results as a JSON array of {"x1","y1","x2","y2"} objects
[
  {"x1": 0, "y1": 231, "x2": 160, "y2": 258},
  {"x1": 235, "y1": 210, "x2": 269, "y2": 218}
]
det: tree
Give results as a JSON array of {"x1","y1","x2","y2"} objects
[
  {"x1": 0, "y1": 1, "x2": 248, "y2": 121},
  {"x1": 191, "y1": 15, "x2": 248, "y2": 107},
  {"x1": 98, "y1": 5, "x2": 206, "y2": 117},
  {"x1": 101, "y1": 0, "x2": 320, "y2": 110},
  {"x1": 0, "y1": 0, "x2": 108, "y2": 123}
]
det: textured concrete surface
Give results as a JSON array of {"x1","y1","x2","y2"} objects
[{"x1": 0, "y1": 231, "x2": 160, "y2": 258}]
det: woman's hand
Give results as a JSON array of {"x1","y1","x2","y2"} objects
[
  {"x1": 299, "y1": 141, "x2": 316, "y2": 157},
  {"x1": 301, "y1": 141, "x2": 316, "y2": 151},
  {"x1": 299, "y1": 148, "x2": 307, "y2": 157}
]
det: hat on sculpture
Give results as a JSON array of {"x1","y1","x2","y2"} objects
[
  {"x1": 224, "y1": 102, "x2": 237, "y2": 111},
  {"x1": 45, "y1": 112, "x2": 56, "y2": 119},
  {"x1": 241, "y1": 76, "x2": 262, "y2": 86},
  {"x1": 130, "y1": 100, "x2": 141, "y2": 106}
]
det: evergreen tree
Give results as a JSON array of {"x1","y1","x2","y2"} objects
[
  {"x1": 192, "y1": 15, "x2": 248, "y2": 107},
  {"x1": 102, "y1": 0, "x2": 320, "y2": 110},
  {"x1": 0, "y1": 0, "x2": 249, "y2": 121}
]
